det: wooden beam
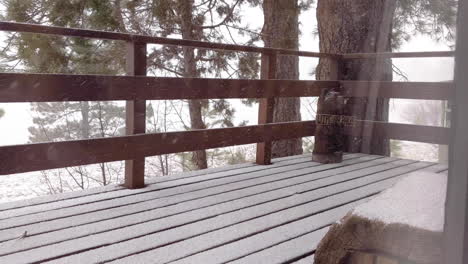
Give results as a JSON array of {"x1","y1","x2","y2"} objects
[
  {"x1": 342, "y1": 51, "x2": 455, "y2": 59},
  {"x1": 124, "y1": 42, "x2": 147, "y2": 189},
  {"x1": 0, "y1": 22, "x2": 337, "y2": 58},
  {"x1": 0, "y1": 120, "x2": 449, "y2": 175},
  {"x1": 0, "y1": 73, "x2": 337, "y2": 102},
  {"x1": 345, "y1": 121, "x2": 450, "y2": 145},
  {"x1": 0, "y1": 121, "x2": 316, "y2": 175},
  {"x1": 0, "y1": 22, "x2": 453, "y2": 59},
  {"x1": 341, "y1": 81, "x2": 453, "y2": 100},
  {"x1": 2, "y1": 74, "x2": 452, "y2": 102},
  {"x1": 256, "y1": 52, "x2": 277, "y2": 165}
]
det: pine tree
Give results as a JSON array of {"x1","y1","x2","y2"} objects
[
  {"x1": 0, "y1": 0, "x2": 256, "y2": 190},
  {"x1": 0, "y1": 0, "x2": 132, "y2": 191},
  {"x1": 261, "y1": 0, "x2": 304, "y2": 158},
  {"x1": 145, "y1": 0, "x2": 252, "y2": 169},
  {"x1": 244, "y1": 0, "x2": 312, "y2": 158},
  {"x1": 27, "y1": 101, "x2": 126, "y2": 189}
]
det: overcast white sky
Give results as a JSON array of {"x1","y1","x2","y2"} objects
[{"x1": 0, "y1": 5, "x2": 454, "y2": 147}]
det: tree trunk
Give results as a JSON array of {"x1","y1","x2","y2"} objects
[
  {"x1": 262, "y1": 0, "x2": 303, "y2": 158},
  {"x1": 177, "y1": 0, "x2": 208, "y2": 169},
  {"x1": 316, "y1": 0, "x2": 396, "y2": 156}
]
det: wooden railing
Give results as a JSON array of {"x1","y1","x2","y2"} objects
[{"x1": 0, "y1": 22, "x2": 453, "y2": 188}]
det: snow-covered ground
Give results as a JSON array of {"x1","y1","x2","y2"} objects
[{"x1": 0, "y1": 172, "x2": 45, "y2": 202}]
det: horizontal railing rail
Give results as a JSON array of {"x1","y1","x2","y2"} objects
[
  {"x1": 0, "y1": 22, "x2": 455, "y2": 59},
  {"x1": 0, "y1": 121, "x2": 316, "y2": 175},
  {"x1": 347, "y1": 121, "x2": 450, "y2": 145},
  {"x1": 0, "y1": 120, "x2": 449, "y2": 175},
  {"x1": 0, "y1": 22, "x2": 335, "y2": 58},
  {"x1": 0, "y1": 21, "x2": 454, "y2": 188},
  {"x1": 0, "y1": 73, "x2": 338, "y2": 102},
  {"x1": 341, "y1": 81, "x2": 453, "y2": 100},
  {"x1": 342, "y1": 51, "x2": 455, "y2": 59},
  {"x1": 0, "y1": 73, "x2": 453, "y2": 102}
]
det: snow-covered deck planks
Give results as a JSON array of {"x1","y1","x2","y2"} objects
[{"x1": 0, "y1": 153, "x2": 447, "y2": 264}]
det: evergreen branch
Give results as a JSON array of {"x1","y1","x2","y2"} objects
[
  {"x1": 198, "y1": 0, "x2": 242, "y2": 29},
  {"x1": 149, "y1": 62, "x2": 184, "y2": 76},
  {"x1": 194, "y1": 0, "x2": 214, "y2": 8},
  {"x1": 224, "y1": 24, "x2": 265, "y2": 37}
]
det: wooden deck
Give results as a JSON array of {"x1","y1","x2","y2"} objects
[{"x1": 0, "y1": 153, "x2": 447, "y2": 264}]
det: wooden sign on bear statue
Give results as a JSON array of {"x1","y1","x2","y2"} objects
[{"x1": 312, "y1": 88, "x2": 354, "y2": 164}]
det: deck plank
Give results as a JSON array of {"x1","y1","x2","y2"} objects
[
  {"x1": 182, "y1": 163, "x2": 446, "y2": 264},
  {"x1": 43, "y1": 162, "x2": 432, "y2": 263},
  {"x1": 0, "y1": 155, "x2": 384, "y2": 246},
  {"x1": 0, "y1": 156, "x2": 389, "y2": 254},
  {"x1": 0, "y1": 153, "x2": 312, "y2": 213},
  {"x1": 0, "y1": 154, "x2": 369, "y2": 231},
  {"x1": 108, "y1": 163, "x2": 443, "y2": 264},
  {"x1": 0, "y1": 161, "x2": 250, "y2": 212},
  {"x1": 229, "y1": 228, "x2": 326, "y2": 264},
  {"x1": 104, "y1": 189, "x2": 380, "y2": 263},
  {"x1": 154, "y1": 165, "x2": 442, "y2": 264},
  {"x1": 0, "y1": 155, "x2": 329, "y2": 222},
  {"x1": 0, "y1": 154, "x2": 447, "y2": 264},
  {"x1": 47, "y1": 196, "x2": 373, "y2": 264},
  {"x1": 292, "y1": 255, "x2": 315, "y2": 264},
  {"x1": 0, "y1": 154, "x2": 315, "y2": 218},
  {"x1": 171, "y1": 224, "x2": 330, "y2": 264}
]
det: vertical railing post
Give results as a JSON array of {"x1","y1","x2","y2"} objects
[
  {"x1": 256, "y1": 52, "x2": 277, "y2": 165},
  {"x1": 124, "y1": 41, "x2": 147, "y2": 189}
]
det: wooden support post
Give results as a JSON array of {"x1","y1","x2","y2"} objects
[
  {"x1": 443, "y1": 0, "x2": 468, "y2": 263},
  {"x1": 256, "y1": 52, "x2": 277, "y2": 165},
  {"x1": 124, "y1": 41, "x2": 147, "y2": 189},
  {"x1": 312, "y1": 57, "x2": 347, "y2": 163}
]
